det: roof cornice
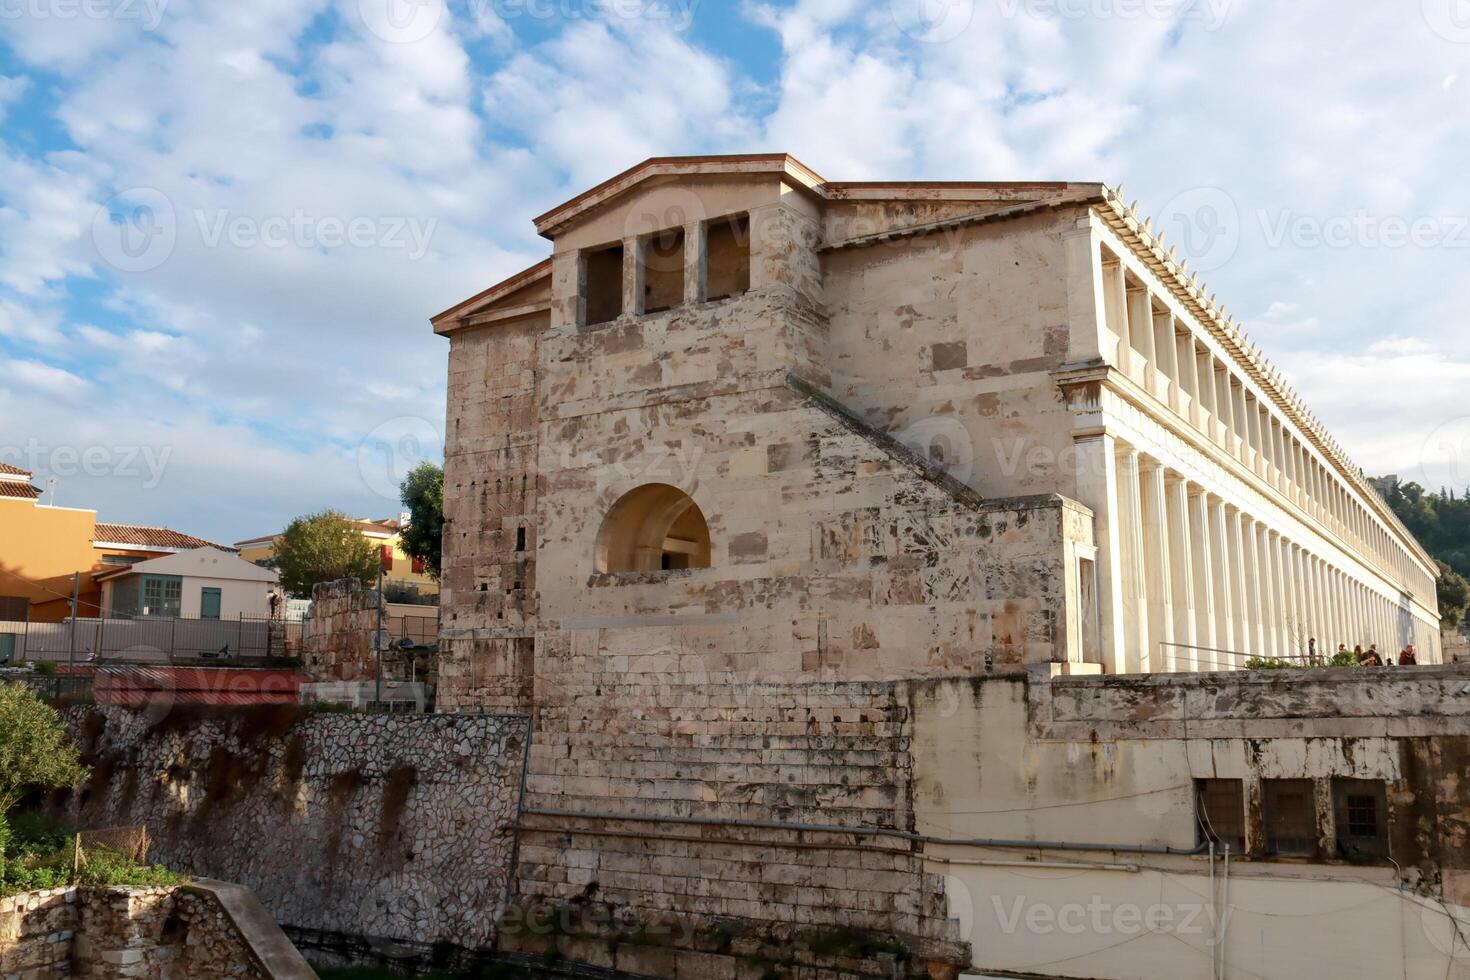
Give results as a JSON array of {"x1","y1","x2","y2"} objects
[{"x1": 1092, "y1": 190, "x2": 1434, "y2": 570}]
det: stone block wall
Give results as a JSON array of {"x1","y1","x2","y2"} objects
[
  {"x1": 0, "y1": 885, "x2": 267, "y2": 979},
  {"x1": 61, "y1": 706, "x2": 528, "y2": 955},
  {"x1": 437, "y1": 314, "x2": 540, "y2": 712},
  {"x1": 302, "y1": 579, "x2": 384, "y2": 682}
]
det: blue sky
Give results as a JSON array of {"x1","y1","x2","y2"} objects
[{"x1": 3, "y1": 0, "x2": 1470, "y2": 544}]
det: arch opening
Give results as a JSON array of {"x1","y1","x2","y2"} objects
[{"x1": 595, "y1": 484, "x2": 711, "y2": 574}]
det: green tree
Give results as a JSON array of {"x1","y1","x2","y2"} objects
[
  {"x1": 272, "y1": 510, "x2": 380, "y2": 598},
  {"x1": 398, "y1": 462, "x2": 444, "y2": 579},
  {"x1": 0, "y1": 684, "x2": 87, "y2": 814},
  {"x1": 1437, "y1": 560, "x2": 1470, "y2": 630}
]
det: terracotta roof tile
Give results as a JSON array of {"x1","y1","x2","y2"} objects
[
  {"x1": 0, "y1": 481, "x2": 40, "y2": 499},
  {"x1": 92, "y1": 523, "x2": 230, "y2": 551},
  {"x1": 0, "y1": 462, "x2": 31, "y2": 476}
]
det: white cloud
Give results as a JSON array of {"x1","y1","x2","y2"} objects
[{"x1": 2, "y1": 0, "x2": 1469, "y2": 540}]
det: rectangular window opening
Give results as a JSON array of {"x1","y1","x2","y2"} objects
[
  {"x1": 641, "y1": 227, "x2": 685, "y2": 313},
  {"x1": 1195, "y1": 779, "x2": 1246, "y2": 856},
  {"x1": 141, "y1": 575, "x2": 182, "y2": 619},
  {"x1": 515, "y1": 527, "x2": 527, "y2": 552},
  {"x1": 1332, "y1": 778, "x2": 1389, "y2": 861},
  {"x1": 705, "y1": 214, "x2": 750, "y2": 301},
  {"x1": 1263, "y1": 778, "x2": 1319, "y2": 858},
  {"x1": 583, "y1": 242, "x2": 624, "y2": 326}
]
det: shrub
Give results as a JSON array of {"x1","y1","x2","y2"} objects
[{"x1": 0, "y1": 683, "x2": 87, "y2": 813}]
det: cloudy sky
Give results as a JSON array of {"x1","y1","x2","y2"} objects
[{"x1": 2, "y1": 0, "x2": 1469, "y2": 543}]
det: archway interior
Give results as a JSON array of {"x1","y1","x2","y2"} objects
[{"x1": 595, "y1": 484, "x2": 712, "y2": 573}]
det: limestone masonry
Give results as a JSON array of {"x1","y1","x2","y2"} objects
[{"x1": 416, "y1": 154, "x2": 1461, "y2": 978}]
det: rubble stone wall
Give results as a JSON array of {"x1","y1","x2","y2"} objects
[
  {"x1": 0, "y1": 885, "x2": 267, "y2": 979},
  {"x1": 62, "y1": 706, "x2": 528, "y2": 954}
]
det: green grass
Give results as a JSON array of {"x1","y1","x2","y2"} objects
[{"x1": 1, "y1": 810, "x2": 186, "y2": 897}]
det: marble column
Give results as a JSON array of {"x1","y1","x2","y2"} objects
[
  {"x1": 1190, "y1": 489, "x2": 1219, "y2": 663},
  {"x1": 1166, "y1": 477, "x2": 1196, "y2": 670},
  {"x1": 1116, "y1": 448, "x2": 1150, "y2": 674},
  {"x1": 1140, "y1": 461, "x2": 1175, "y2": 673}
]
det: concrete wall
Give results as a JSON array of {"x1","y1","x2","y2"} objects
[
  {"x1": 60, "y1": 706, "x2": 528, "y2": 957},
  {"x1": 908, "y1": 667, "x2": 1470, "y2": 979},
  {"x1": 0, "y1": 885, "x2": 270, "y2": 979}
]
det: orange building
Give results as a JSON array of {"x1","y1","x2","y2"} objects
[{"x1": 0, "y1": 464, "x2": 227, "y2": 622}]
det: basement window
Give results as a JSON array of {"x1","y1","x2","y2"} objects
[
  {"x1": 641, "y1": 227, "x2": 685, "y2": 313},
  {"x1": 1262, "y1": 779, "x2": 1319, "y2": 858},
  {"x1": 1194, "y1": 779, "x2": 1246, "y2": 856},
  {"x1": 705, "y1": 214, "x2": 750, "y2": 301},
  {"x1": 1332, "y1": 778, "x2": 1389, "y2": 861},
  {"x1": 582, "y1": 243, "x2": 624, "y2": 327}
]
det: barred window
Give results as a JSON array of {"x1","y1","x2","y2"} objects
[{"x1": 1262, "y1": 779, "x2": 1318, "y2": 858}]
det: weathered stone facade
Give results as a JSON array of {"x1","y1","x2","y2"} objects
[
  {"x1": 302, "y1": 579, "x2": 384, "y2": 683},
  {"x1": 60, "y1": 706, "x2": 528, "y2": 958},
  {"x1": 1, "y1": 885, "x2": 269, "y2": 980},
  {"x1": 423, "y1": 154, "x2": 1455, "y2": 978}
]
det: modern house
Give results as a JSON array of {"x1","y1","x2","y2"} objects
[
  {"x1": 234, "y1": 515, "x2": 439, "y2": 600},
  {"x1": 96, "y1": 547, "x2": 279, "y2": 620},
  {"x1": 0, "y1": 464, "x2": 231, "y2": 622}
]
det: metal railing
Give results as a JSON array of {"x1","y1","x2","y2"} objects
[{"x1": 0, "y1": 613, "x2": 287, "y2": 665}]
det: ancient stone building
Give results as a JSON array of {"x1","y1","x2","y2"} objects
[{"x1": 428, "y1": 155, "x2": 1457, "y2": 978}]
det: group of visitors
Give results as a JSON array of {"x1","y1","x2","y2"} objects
[{"x1": 1305, "y1": 637, "x2": 1418, "y2": 667}]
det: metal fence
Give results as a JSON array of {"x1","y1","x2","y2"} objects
[{"x1": 0, "y1": 614, "x2": 284, "y2": 665}]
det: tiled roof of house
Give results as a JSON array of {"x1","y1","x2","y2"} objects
[
  {"x1": 93, "y1": 523, "x2": 231, "y2": 551},
  {"x1": 0, "y1": 480, "x2": 40, "y2": 499},
  {"x1": 0, "y1": 462, "x2": 31, "y2": 476}
]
